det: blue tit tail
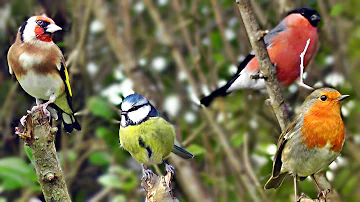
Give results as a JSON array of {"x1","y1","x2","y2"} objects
[{"x1": 172, "y1": 145, "x2": 194, "y2": 159}]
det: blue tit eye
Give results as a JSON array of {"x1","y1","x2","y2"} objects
[
  {"x1": 320, "y1": 95, "x2": 327, "y2": 101},
  {"x1": 129, "y1": 104, "x2": 146, "y2": 112}
]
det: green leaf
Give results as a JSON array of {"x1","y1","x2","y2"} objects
[
  {"x1": 185, "y1": 144, "x2": 206, "y2": 156},
  {"x1": 231, "y1": 134, "x2": 243, "y2": 147},
  {"x1": 112, "y1": 195, "x2": 126, "y2": 202},
  {"x1": 25, "y1": 146, "x2": 34, "y2": 164},
  {"x1": 89, "y1": 151, "x2": 110, "y2": 166},
  {"x1": 87, "y1": 96, "x2": 116, "y2": 121},
  {"x1": 0, "y1": 157, "x2": 38, "y2": 190},
  {"x1": 330, "y1": 3, "x2": 344, "y2": 16},
  {"x1": 98, "y1": 174, "x2": 123, "y2": 189},
  {"x1": 210, "y1": 32, "x2": 223, "y2": 50}
]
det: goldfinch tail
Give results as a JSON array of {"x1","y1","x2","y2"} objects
[
  {"x1": 62, "y1": 112, "x2": 81, "y2": 133},
  {"x1": 172, "y1": 145, "x2": 194, "y2": 159}
]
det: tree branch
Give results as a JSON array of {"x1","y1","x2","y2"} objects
[
  {"x1": 141, "y1": 172, "x2": 179, "y2": 202},
  {"x1": 16, "y1": 109, "x2": 71, "y2": 202},
  {"x1": 234, "y1": 0, "x2": 289, "y2": 131}
]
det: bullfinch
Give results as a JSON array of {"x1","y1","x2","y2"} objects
[{"x1": 201, "y1": 8, "x2": 321, "y2": 107}]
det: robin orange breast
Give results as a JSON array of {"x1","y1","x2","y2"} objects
[{"x1": 264, "y1": 87, "x2": 349, "y2": 202}]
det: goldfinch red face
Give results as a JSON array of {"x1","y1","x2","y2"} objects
[{"x1": 21, "y1": 16, "x2": 62, "y2": 43}]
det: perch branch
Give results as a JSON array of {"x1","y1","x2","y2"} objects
[
  {"x1": 234, "y1": 0, "x2": 289, "y2": 131},
  {"x1": 16, "y1": 108, "x2": 71, "y2": 202},
  {"x1": 141, "y1": 172, "x2": 179, "y2": 202}
]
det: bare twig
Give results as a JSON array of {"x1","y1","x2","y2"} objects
[
  {"x1": 234, "y1": 0, "x2": 290, "y2": 131},
  {"x1": 17, "y1": 109, "x2": 71, "y2": 202},
  {"x1": 298, "y1": 39, "x2": 314, "y2": 90}
]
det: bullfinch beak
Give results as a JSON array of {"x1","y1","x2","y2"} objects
[
  {"x1": 336, "y1": 95, "x2": 349, "y2": 101},
  {"x1": 46, "y1": 24, "x2": 62, "y2": 33}
]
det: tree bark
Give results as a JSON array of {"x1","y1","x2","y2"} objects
[{"x1": 17, "y1": 108, "x2": 71, "y2": 202}]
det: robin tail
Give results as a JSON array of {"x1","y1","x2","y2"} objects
[
  {"x1": 172, "y1": 145, "x2": 194, "y2": 159},
  {"x1": 264, "y1": 173, "x2": 287, "y2": 189}
]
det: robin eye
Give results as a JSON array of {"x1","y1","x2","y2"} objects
[{"x1": 320, "y1": 95, "x2": 327, "y2": 101}]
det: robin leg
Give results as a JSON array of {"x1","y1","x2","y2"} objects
[
  {"x1": 311, "y1": 174, "x2": 330, "y2": 200},
  {"x1": 142, "y1": 163, "x2": 154, "y2": 181},
  {"x1": 293, "y1": 174, "x2": 298, "y2": 202}
]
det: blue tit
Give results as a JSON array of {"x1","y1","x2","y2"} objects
[{"x1": 119, "y1": 94, "x2": 194, "y2": 178}]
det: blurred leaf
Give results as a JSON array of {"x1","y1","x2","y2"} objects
[
  {"x1": 88, "y1": 96, "x2": 116, "y2": 121},
  {"x1": 112, "y1": 195, "x2": 126, "y2": 202},
  {"x1": 210, "y1": 32, "x2": 223, "y2": 50},
  {"x1": 98, "y1": 174, "x2": 123, "y2": 189},
  {"x1": 185, "y1": 144, "x2": 207, "y2": 156},
  {"x1": 330, "y1": 3, "x2": 344, "y2": 16},
  {"x1": 231, "y1": 134, "x2": 243, "y2": 147},
  {"x1": 213, "y1": 53, "x2": 225, "y2": 63},
  {"x1": 0, "y1": 157, "x2": 38, "y2": 190},
  {"x1": 89, "y1": 151, "x2": 110, "y2": 166}
]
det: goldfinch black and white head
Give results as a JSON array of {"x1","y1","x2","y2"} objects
[
  {"x1": 120, "y1": 94, "x2": 159, "y2": 128},
  {"x1": 21, "y1": 15, "x2": 62, "y2": 43}
]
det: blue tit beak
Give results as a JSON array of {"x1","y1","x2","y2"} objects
[{"x1": 121, "y1": 111, "x2": 128, "y2": 115}]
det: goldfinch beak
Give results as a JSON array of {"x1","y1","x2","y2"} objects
[{"x1": 46, "y1": 24, "x2": 62, "y2": 33}]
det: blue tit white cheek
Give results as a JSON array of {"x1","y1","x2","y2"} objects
[
  {"x1": 121, "y1": 115, "x2": 127, "y2": 127},
  {"x1": 121, "y1": 102, "x2": 133, "y2": 112},
  {"x1": 128, "y1": 105, "x2": 151, "y2": 124}
]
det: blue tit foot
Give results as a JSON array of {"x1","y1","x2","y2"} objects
[
  {"x1": 142, "y1": 164, "x2": 154, "y2": 181},
  {"x1": 163, "y1": 160, "x2": 175, "y2": 175}
]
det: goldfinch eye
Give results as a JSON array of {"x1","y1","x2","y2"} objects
[
  {"x1": 37, "y1": 20, "x2": 45, "y2": 27},
  {"x1": 320, "y1": 95, "x2": 327, "y2": 101}
]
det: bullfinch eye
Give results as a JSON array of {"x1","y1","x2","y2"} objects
[{"x1": 320, "y1": 95, "x2": 327, "y2": 101}]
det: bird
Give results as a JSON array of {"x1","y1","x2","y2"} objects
[
  {"x1": 200, "y1": 8, "x2": 321, "y2": 107},
  {"x1": 264, "y1": 87, "x2": 349, "y2": 201},
  {"x1": 7, "y1": 15, "x2": 81, "y2": 133},
  {"x1": 119, "y1": 93, "x2": 194, "y2": 179}
]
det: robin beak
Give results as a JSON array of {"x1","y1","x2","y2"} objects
[
  {"x1": 46, "y1": 24, "x2": 62, "y2": 33},
  {"x1": 336, "y1": 95, "x2": 350, "y2": 101}
]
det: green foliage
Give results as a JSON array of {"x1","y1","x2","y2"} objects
[
  {"x1": 0, "y1": 157, "x2": 39, "y2": 191},
  {"x1": 88, "y1": 96, "x2": 117, "y2": 121},
  {"x1": 185, "y1": 144, "x2": 207, "y2": 156}
]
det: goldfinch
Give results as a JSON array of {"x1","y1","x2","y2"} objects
[{"x1": 7, "y1": 15, "x2": 81, "y2": 133}]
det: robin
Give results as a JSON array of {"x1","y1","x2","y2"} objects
[{"x1": 264, "y1": 87, "x2": 349, "y2": 201}]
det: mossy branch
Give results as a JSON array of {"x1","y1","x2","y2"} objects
[{"x1": 17, "y1": 108, "x2": 71, "y2": 202}]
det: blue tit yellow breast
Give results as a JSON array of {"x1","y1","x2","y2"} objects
[{"x1": 119, "y1": 117, "x2": 176, "y2": 165}]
